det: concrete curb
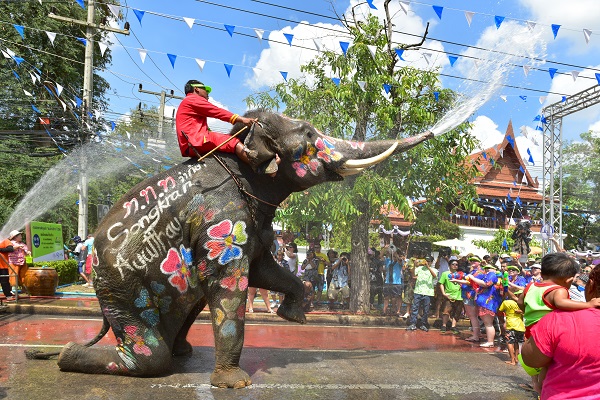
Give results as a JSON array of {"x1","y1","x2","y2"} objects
[{"x1": 3, "y1": 302, "x2": 473, "y2": 328}]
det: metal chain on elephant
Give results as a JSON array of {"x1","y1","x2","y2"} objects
[{"x1": 212, "y1": 154, "x2": 278, "y2": 244}]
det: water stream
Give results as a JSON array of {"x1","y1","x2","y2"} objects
[
  {"x1": 431, "y1": 23, "x2": 546, "y2": 136},
  {"x1": 0, "y1": 138, "x2": 180, "y2": 238}
]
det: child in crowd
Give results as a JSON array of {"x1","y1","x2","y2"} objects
[
  {"x1": 499, "y1": 289, "x2": 525, "y2": 366},
  {"x1": 518, "y1": 252, "x2": 600, "y2": 394}
]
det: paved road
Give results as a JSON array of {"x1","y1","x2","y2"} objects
[{"x1": 0, "y1": 314, "x2": 535, "y2": 399}]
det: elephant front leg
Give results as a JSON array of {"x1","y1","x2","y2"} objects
[
  {"x1": 203, "y1": 258, "x2": 252, "y2": 388},
  {"x1": 249, "y1": 250, "x2": 306, "y2": 324}
]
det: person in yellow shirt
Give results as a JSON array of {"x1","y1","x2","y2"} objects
[
  {"x1": 499, "y1": 290, "x2": 525, "y2": 366},
  {"x1": 313, "y1": 243, "x2": 330, "y2": 302}
]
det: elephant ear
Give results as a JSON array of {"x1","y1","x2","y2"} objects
[{"x1": 243, "y1": 123, "x2": 278, "y2": 174}]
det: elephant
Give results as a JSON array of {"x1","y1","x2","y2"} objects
[{"x1": 53, "y1": 110, "x2": 433, "y2": 388}]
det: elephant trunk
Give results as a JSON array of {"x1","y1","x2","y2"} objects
[{"x1": 335, "y1": 130, "x2": 433, "y2": 177}]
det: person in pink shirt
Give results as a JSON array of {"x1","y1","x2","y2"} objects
[{"x1": 522, "y1": 264, "x2": 600, "y2": 399}]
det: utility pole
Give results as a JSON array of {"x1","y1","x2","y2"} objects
[
  {"x1": 138, "y1": 84, "x2": 183, "y2": 138},
  {"x1": 49, "y1": 1, "x2": 129, "y2": 238}
]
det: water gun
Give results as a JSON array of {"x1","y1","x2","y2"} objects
[{"x1": 448, "y1": 271, "x2": 465, "y2": 280}]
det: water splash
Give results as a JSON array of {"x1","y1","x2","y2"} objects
[
  {"x1": 0, "y1": 137, "x2": 180, "y2": 238},
  {"x1": 430, "y1": 23, "x2": 546, "y2": 136}
]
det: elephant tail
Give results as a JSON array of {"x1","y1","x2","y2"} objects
[{"x1": 25, "y1": 315, "x2": 111, "y2": 360}]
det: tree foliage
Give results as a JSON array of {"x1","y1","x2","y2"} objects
[
  {"x1": 248, "y1": 5, "x2": 479, "y2": 313},
  {"x1": 561, "y1": 131, "x2": 600, "y2": 249}
]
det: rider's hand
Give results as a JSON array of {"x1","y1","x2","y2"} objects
[{"x1": 238, "y1": 116, "x2": 258, "y2": 126}]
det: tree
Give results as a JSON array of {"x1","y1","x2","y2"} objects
[
  {"x1": 561, "y1": 131, "x2": 600, "y2": 249},
  {"x1": 248, "y1": 2, "x2": 478, "y2": 313},
  {"x1": 0, "y1": 1, "x2": 119, "y2": 233}
]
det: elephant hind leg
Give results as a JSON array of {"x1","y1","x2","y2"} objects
[
  {"x1": 58, "y1": 325, "x2": 173, "y2": 377},
  {"x1": 173, "y1": 298, "x2": 207, "y2": 357}
]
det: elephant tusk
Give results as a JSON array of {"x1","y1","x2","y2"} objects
[
  {"x1": 337, "y1": 167, "x2": 365, "y2": 177},
  {"x1": 341, "y1": 142, "x2": 398, "y2": 169}
]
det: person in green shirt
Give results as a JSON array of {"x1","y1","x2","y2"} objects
[
  {"x1": 406, "y1": 256, "x2": 438, "y2": 332},
  {"x1": 438, "y1": 259, "x2": 463, "y2": 334}
]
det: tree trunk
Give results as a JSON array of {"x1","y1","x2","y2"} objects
[{"x1": 349, "y1": 198, "x2": 371, "y2": 314}]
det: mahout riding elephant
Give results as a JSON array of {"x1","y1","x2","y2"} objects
[{"x1": 53, "y1": 110, "x2": 433, "y2": 388}]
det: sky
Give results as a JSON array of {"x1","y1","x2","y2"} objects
[{"x1": 98, "y1": 0, "x2": 600, "y2": 180}]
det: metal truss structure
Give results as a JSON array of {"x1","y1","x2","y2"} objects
[{"x1": 541, "y1": 84, "x2": 600, "y2": 253}]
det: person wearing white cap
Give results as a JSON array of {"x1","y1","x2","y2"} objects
[{"x1": 8, "y1": 230, "x2": 30, "y2": 292}]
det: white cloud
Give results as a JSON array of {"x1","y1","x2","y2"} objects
[
  {"x1": 469, "y1": 115, "x2": 505, "y2": 151},
  {"x1": 541, "y1": 64, "x2": 600, "y2": 134},
  {"x1": 519, "y1": 0, "x2": 600, "y2": 50},
  {"x1": 245, "y1": 0, "x2": 440, "y2": 89}
]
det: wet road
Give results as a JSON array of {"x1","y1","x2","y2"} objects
[{"x1": 0, "y1": 314, "x2": 534, "y2": 399}]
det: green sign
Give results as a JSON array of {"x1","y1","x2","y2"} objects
[{"x1": 27, "y1": 221, "x2": 64, "y2": 262}]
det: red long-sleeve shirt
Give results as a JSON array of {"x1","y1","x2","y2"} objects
[{"x1": 175, "y1": 93, "x2": 239, "y2": 157}]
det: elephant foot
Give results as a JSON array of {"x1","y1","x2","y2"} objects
[
  {"x1": 58, "y1": 342, "x2": 113, "y2": 374},
  {"x1": 276, "y1": 300, "x2": 306, "y2": 324},
  {"x1": 172, "y1": 339, "x2": 194, "y2": 357},
  {"x1": 210, "y1": 367, "x2": 252, "y2": 388}
]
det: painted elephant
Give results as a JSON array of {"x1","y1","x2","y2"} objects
[{"x1": 54, "y1": 110, "x2": 433, "y2": 387}]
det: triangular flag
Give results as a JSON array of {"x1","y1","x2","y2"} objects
[
  {"x1": 526, "y1": 21, "x2": 536, "y2": 31},
  {"x1": 527, "y1": 148, "x2": 532, "y2": 155},
  {"x1": 98, "y1": 42, "x2": 108, "y2": 56},
  {"x1": 13, "y1": 57, "x2": 24, "y2": 66},
  {"x1": 395, "y1": 48, "x2": 405, "y2": 61},
  {"x1": 482, "y1": 152, "x2": 487, "y2": 160},
  {"x1": 75, "y1": 96, "x2": 82, "y2": 108},
  {"x1": 280, "y1": 71, "x2": 288, "y2": 82},
  {"x1": 523, "y1": 65, "x2": 530, "y2": 77},
  {"x1": 571, "y1": 70, "x2": 580, "y2": 81},
  {"x1": 495, "y1": 16, "x2": 505, "y2": 29},
  {"x1": 13, "y1": 25, "x2": 24, "y2": 39},
  {"x1": 432, "y1": 5, "x2": 443, "y2": 20},
  {"x1": 224, "y1": 24, "x2": 235, "y2": 37},
  {"x1": 252, "y1": 67, "x2": 261, "y2": 77},
  {"x1": 562, "y1": 96, "x2": 567, "y2": 102},
  {"x1": 548, "y1": 68, "x2": 558, "y2": 79},
  {"x1": 29, "y1": 72, "x2": 36, "y2": 84},
  {"x1": 519, "y1": 166, "x2": 525, "y2": 173},
  {"x1": 45, "y1": 31, "x2": 57, "y2": 46},
  {"x1": 596, "y1": 73, "x2": 600, "y2": 86},
  {"x1": 520, "y1": 95, "x2": 527, "y2": 101},
  {"x1": 58, "y1": 99, "x2": 66, "y2": 112},
  {"x1": 183, "y1": 17, "x2": 195, "y2": 29},
  {"x1": 448, "y1": 55, "x2": 458, "y2": 66},
  {"x1": 331, "y1": 77, "x2": 340, "y2": 87},
  {"x1": 500, "y1": 95, "x2": 507, "y2": 102},
  {"x1": 23, "y1": 89, "x2": 32, "y2": 97},
  {"x1": 433, "y1": 91, "x2": 439, "y2": 101},
  {"x1": 5, "y1": 48, "x2": 15, "y2": 58},
  {"x1": 195, "y1": 58, "x2": 205, "y2": 72},
  {"x1": 133, "y1": 9, "x2": 145, "y2": 25},
  {"x1": 366, "y1": 0, "x2": 377, "y2": 9},
  {"x1": 383, "y1": 84, "x2": 392, "y2": 94},
  {"x1": 502, "y1": 239, "x2": 508, "y2": 249},
  {"x1": 31, "y1": 104, "x2": 41, "y2": 113},
  {"x1": 367, "y1": 45, "x2": 377, "y2": 59},
  {"x1": 533, "y1": 115, "x2": 540, "y2": 122},
  {"x1": 313, "y1": 39, "x2": 321, "y2": 52},
  {"x1": 138, "y1": 49, "x2": 147, "y2": 63},
  {"x1": 111, "y1": 121, "x2": 116, "y2": 131},
  {"x1": 167, "y1": 54, "x2": 177, "y2": 68},
  {"x1": 529, "y1": 154, "x2": 534, "y2": 164},
  {"x1": 76, "y1": 37, "x2": 87, "y2": 46},
  {"x1": 107, "y1": 4, "x2": 120, "y2": 18},
  {"x1": 551, "y1": 24, "x2": 561, "y2": 39},
  {"x1": 583, "y1": 29, "x2": 592, "y2": 44},
  {"x1": 283, "y1": 33, "x2": 294, "y2": 46},
  {"x1": 464, "y1": 11, "x2": 474, "y2": 27},
  {"x1": 473, "y1": 59, "x2": 479, "y2": 68},
  {"x1": 399, "y1": 1, "x2": 409, "y2": 15},
  {"x1": 357, "y1": 81, "x2": 366, "y2": 91},
  {"x1": 56, "y1": 83, "x2": 63, "y2": 97},
  {"x1": 224, "y1": 64, "x2": 233, "y2": 77},
  {"x1": 422, "y1": 52, "x2": 432, "y2": 65},
  {"x1": 1, "y1": 50, "x2": 10, "y2": 59},
  {"x1": 75, "y1": 0, "x2": 85, "y2": 9},
  {"x1": 339, "y1": 41, "x2": 350, "y2": 56},
  {"x1": 254, "y1": 29, "x2": 264, "y2": 42},
  {"x1": 539, "y1": 96, "x2": 547, "y2": 104}
]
